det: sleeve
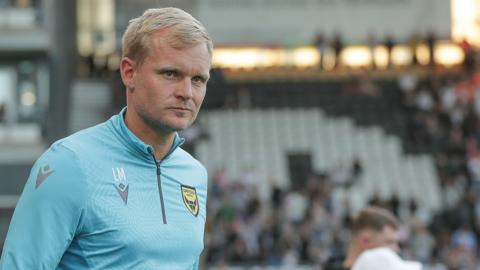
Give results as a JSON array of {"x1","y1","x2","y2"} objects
[{"x1": 0, "y1": 144, "x2": 88, "y2": 270}]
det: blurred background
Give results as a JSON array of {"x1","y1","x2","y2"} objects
[{"x1": 1, "y1": 0, "x2": 480, "y2": 269}]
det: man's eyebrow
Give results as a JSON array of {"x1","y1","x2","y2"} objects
[
  {"x1": 155, "y1": 67, "x2": 210, "y2": 80},
  {"x1": 156, "y1": 67, "x2": 181, "y2": 73},
  {"x1": 198, "y1": 72, "x2": 210, "y2": 81}
]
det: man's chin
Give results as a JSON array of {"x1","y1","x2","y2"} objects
[
  {"x1": 160, "y1": 120, "x2": 192, "y2": 133},
  {"x1": 167, "y1": 118, "x2": 192, "y2": 130},
  {"x1": 139, "y1": 114, "x2": 191, "y2": 134}
]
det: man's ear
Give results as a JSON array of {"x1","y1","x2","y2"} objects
[{"x1": 120, "y1": 57, "x2": 136, "y2": 90}]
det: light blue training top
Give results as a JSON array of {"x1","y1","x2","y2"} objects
[{"x1": 0, "y1": 108, "x2": 208, "y2": 269}]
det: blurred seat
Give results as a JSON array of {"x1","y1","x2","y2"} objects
[{"x1": 197, "y1": 108, "x2": 440, "y2": 218}]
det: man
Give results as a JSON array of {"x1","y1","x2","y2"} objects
[
  {"x1": 0, "y1": 7, "x2": 212, "y2": 269},
  {"x1": 324, "y1": 206, "x2": 400, "y2": 270}
]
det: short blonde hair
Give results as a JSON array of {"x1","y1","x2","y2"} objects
[{"x1": 122, "y1": 7, "x2": 213, "y2": 66}]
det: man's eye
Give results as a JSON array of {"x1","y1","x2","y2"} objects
[
  {"x1": 192, "y1": 76, "x2": 205, "y2": 84},
  {"x1": 163, "y1": 71, "x2": 176, "y2": 78}
]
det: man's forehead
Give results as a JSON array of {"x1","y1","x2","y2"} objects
[
  {"x1": 145, "y1": 39, "x2": 211, "y2": 71},
  {"x1": 149, "y1": 28, "x2": 211, "y2": 56}
]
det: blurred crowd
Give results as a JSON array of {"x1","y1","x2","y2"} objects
[
  {"x1": 202, "y1": 160, "x2": 442, "y2": 269},
  {"x1": 396, "y1": 68, "x2": 480, "y2": 270},
  {"x1": 204, "y1": 164, "x2": 357, "y2": 268},
  {"x1": 202, "y1": 64, "x2": 480, "y2": 269}
]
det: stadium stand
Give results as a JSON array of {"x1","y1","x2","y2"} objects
[
  {"x1": 197, "y1": 108, "x2": 441, "y2": 215},
  {"x1": 198, "y1": 67, "x2": 480, "y2": 268}
]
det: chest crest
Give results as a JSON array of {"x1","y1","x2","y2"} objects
[{"x1": 181, "y1": 185, "x2": 199, "y2": 217}]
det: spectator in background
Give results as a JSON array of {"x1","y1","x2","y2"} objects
[
  {"x1": 459, "y1": 38, "x2": 475, "y2": 75},
  {"x1": 323, "y1": 206, "x2": 401, "y2": 270},
  {"x1": 330, "y1": 158, "x2": 363, "y2": 189},
  {"x1": 451, "y1": 223, "x2": 477, "y2": 255},
  {"x1": 384, "y1": 34, "x2": 395, "y2": 68},
  {"x1": 426, "y1": 31, "x2": 437, "y2": 67},
  {"x1": 410, "y1": 223, "x2": 435, "y2": 263},
  {"x1": 332, "y1": 32, "x2": 344, "y2": 69},
  {"x1": 424, "y1": 249, "x2": 448, "y2": 270},
  {"x1": 314, "y1": 32, "x2": 327, "y2": 70},
  {"x1": 366, "y1": 32, "x2": 377, "y2": 69},
  {"x1": 408, "y1": 33, "x2": 420, "y2": 66}
]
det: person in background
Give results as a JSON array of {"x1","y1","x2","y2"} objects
[
  {"x1": 384, "y1": 34, "x2": 395, "y2": 68},
  {"x1": 426, "y1": 31, "x2": 436, "y2": 67},
  {"x1": 314, "y1": 32, "x2": 327, "y2": 70},
  {"x1": 366, "y1": 32, "x2": 377, "y2": 69},
  {"x1": 323, "y1": 206, "x2": 401, "y2": 270},
  {"x1": 332, "y1": 32, "x2": 344, "y2": 69},
  {"x1": 0, "y1": 7, "x2": 212, "y2": 269}
]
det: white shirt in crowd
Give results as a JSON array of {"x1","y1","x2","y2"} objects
[{"x1": 352, "y1": 247, "x2": 422, "y2": 270}]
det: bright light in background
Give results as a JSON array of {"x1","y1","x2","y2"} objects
[
  {"x1": 213, "y1": 48, "x2": 263, "y2": 69},
  {"x1": 107, "y1": 53, "x2": 121, "y2": 71},
  {"x1": 292, "y1": 47, "x2": 319, "y2": 68},
  {"x1": 95, "y1": 0, "x2": 115, "y2": 56},
  {"x1": 77, "y1": 0, "x2": 93, "y2": 56},
  {"x1": 416, "y1": 45, "x2": 431, "y2": 65},
  {"x1": 77, "y1": 0, "x2": 115, "y2": 56},
  {"x1": 322, "y1": 49, "x2": 336, "y2": 71},
  {"x1": 77, "y1": 31, "x2": 93, "y2": 57},
  {"x1": 341, "y1": 46, "x2": 371, "y2": 67},
  {"x1": 21, "y1": 92, "x2": 36, "y2": 107},
  {"x1": 435, "y1": 42, "x2": 465, "y2": 66},
  {"x1": 212, "y1": 43, "x2": 464, "y2": 70},
  {"x1": 392, "y1": 46, "x2": 412, "y2": 66},
  {"x1": 373, "y1": 47, "x2": 389, "y2": 69},
  {"x1": 451, "y1": 0, "x2": 480, "y2": 46},
  {"x1": 213, "y1": 48, "x2": 291, "y2": 69},
  {"x1": 257, "y1": 49, "x2": 285, "y2": 67},
  {"x1": 19, "y1": 81, "x2": 36, "y2": 107}
]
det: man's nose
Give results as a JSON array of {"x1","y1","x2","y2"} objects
[{"x1": 175, "y1": 78, "x2": 193, "y2": 100}]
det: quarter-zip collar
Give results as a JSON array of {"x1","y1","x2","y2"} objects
[{"x1": 111, "y1": 107, "x2": 185, "y2": 160}]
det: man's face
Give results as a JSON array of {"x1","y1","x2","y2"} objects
[
  {"x1": 122, "y1": 29, "x2": 211, "y2": 133},
  {"x1": 369, "y1": 226, "x2": 400, "y2": 252}
]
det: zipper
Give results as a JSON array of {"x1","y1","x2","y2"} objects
[
  {"x1": 150, "y1": 151, "x2": 167, "y2": 224},
  {"x1": 148, "y1": 136, "x2": 184, "y2": 225}
]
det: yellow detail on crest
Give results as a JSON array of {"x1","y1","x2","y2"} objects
[{"x1": 181, "y1": 185, "x2": 199, "y2": 217}]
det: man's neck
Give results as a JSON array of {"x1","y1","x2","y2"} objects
[
  {"x1": 148, "y1": 132, "x2": 175, "y2": 161},
  {"x1": 124, "y1": 109, "x2": 175, "y2": 160}
]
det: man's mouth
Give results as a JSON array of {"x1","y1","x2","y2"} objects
[{"x1": 169, "y1": 107, "x2": 192, "y2": 112}]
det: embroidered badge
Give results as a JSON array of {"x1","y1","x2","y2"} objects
[{"x1": 181, "y1": 185, "x2": 199, "y2": 217}]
